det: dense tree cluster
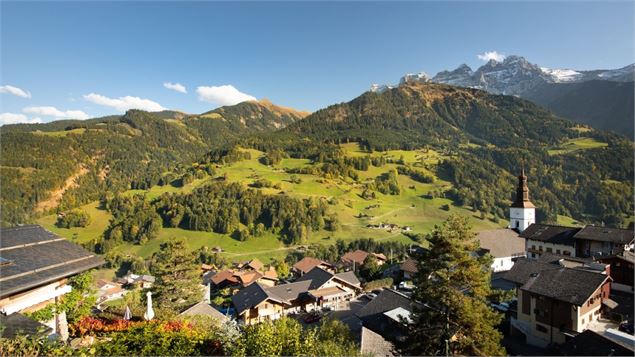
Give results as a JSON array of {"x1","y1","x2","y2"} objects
[
  {"x1": 154, "y1": 182, "x2": 329, "y2": 244},
  {"x1": 56, "y1": 209, "x2": 91, "y2": 228},
  {"x1": 101, "y1": 195, "x2": 162, "y2": 250}
]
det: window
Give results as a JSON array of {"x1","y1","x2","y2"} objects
[
  {"x1": 539, "y1": 246, "x2": 543, "y2": 252},
  {"x1": 546, "y1": 248, "x2": 553, "y2": 253},
  {"x1": 563, "y1": 251, "x2": 571, "y2": 256},
  {"x1": 536, "y1": 324, "x2": 548, "y2": 333},
  {"x1": 531, "y1": 253, "x2": 536, "y2": 258},
  {"x1": 581, "y1": 317, "x2": 585, "y2": 324},
  {"x1": 532, "y1": 245, "x2": 536, "y2": 250},
  {"x1": 556, "y1": 250, "x2": 561, "y2": 254}
]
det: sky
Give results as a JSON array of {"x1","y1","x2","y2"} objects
[{"x1": 1, "y1": 1, "x2": 634, "y2": 124}]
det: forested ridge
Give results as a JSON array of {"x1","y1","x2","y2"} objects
[
  {"x1": 2, "y1": 82, "x2": 633, "y2": 228},
  {"x1": 0, "y1": 101, "x2": 307, "y2": 225}
]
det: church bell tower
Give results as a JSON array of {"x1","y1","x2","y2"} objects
[{"x1": 509, "y1": 168, "x2": 535, "y2": 232}]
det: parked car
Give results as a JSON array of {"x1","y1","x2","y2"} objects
[
  {"x1": 365, "y1": 293, "x2": 378, "y2": 300},
  {"x1": 398, "y1": 281, "x2": 413, "y2": 291},
  {"x1": 490, "y1": 303, "x2": 509, "y2": 312},
  {"x1": 371, "y1": 289, "x2": 383, "y2": 295}
]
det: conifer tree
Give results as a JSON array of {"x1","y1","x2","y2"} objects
[
  {"x1": 400, "y1": 215, "x2": 505, "y2": 356},
  {"x1": 150, "y1": 238, "x2": 201, "y2": 311}
]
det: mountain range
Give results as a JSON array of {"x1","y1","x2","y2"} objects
[
  {"x1": 371, "y1": 56, "x2": 634, "y2": 135},
  {"x1": 1, "y1": 78, "x2": 632, "y2": 229}
]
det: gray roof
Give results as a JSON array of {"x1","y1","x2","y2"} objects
[
  {"x1": 519, "y1": 224, "x2": 579, "y2": 246},
  {"x1": 560, "y1": 329, "x2": 635, "y2": 356},
  {"x1": 0, "y1": 225, "x2": 104, "y2": 298},
  {"x1": 334, "y1": 271, "x2": 361, "y2": 288},
  {"x1": 503, "y1": 258, "x2": 561, "y2": 286},
  {"x1": 508, "y1": 259, "x2": 610, "y2": 306},
  {"x1": 0, "y1": 313, "x2": 51, "y2": 338},
  {"x1": 522, "y1": 268, "x2": 609, "y2": 306},
  {"x1": 231, "y1": 283, "x2": 274, "y2": 315},
  {"x1": 296, "y1": 266, "x2": 334, "y2": 290},
  {"x1": 179, "y1": 301, "x2": 227, "y2": 321},
  {"x1": 265, "y1": 280, "x2": 312, "y2": 302},
  {"x1": 360, "y1": 326, "x2": 396, "y2": 357},
  {"x1": 356, "y1": 289, "x2": 415, "y2": 338},
  {"x1": 232, "y1": 281, "x2": 315, "y2": 315},
  {"x1": 574, "y1": 226, "x2": 635, "y2": 244},
  {"x1": 477, "y1": 229, "x2": 525, "y2": 258}
]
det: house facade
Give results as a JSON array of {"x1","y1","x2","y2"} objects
[
  {"x1": 232, "y1": 267, "x2": 362, "y2": 324},
  {"x1": 0, "y1": 225, "x2": 104, "y2": 340},
  {"x1": 505, "y1": 258, "x2": 611, "y2": 348}
]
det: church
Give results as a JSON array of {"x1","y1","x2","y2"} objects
[{"x1": 476, "y1": 169, "x2": 532, "y2": 272}]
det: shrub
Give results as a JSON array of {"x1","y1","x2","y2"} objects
[{"x1": 56, "y1": 209, "x2": 91, "y2": 228}]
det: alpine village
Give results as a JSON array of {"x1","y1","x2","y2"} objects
[{"x1": 1, "y1": 3, "x2": 634, "y2": 356}]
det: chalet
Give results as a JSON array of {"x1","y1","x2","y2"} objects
[
  {"x1": 356, "y1": 289, "x2": 418, "y2": 354},
  {"x1": 0, "y1": 225, "x2": 104, "y2": 340},
  {"x1": 341, "y1": 250, "x2": 386, "y2": 269},
  {"x1": 574, "y1": 226, "x2": 634, "y2": 258},
  {"x1": 96, "y1": 279, "x2": 125, "y2": 304},
  {"x1": 399, "y1": 258, "x2": 418, "y2": 280},
  {"x1": 211, "y1": 266, "x2": 278, "y2": 289},
  {"x1": 477, "y1": 229, "x2": 526, "y2": 272},
  {"x1": 232, "y1": 267, "x2": 361, "y2": 324},
  {"x1": 117, "y1": 273, "x2": 155, "y2": 289},
  {"x1": 504, "y1": 258, "x2": 612, "y2": 348},
  {"x1": 597, "y1": 250, "x2": 634, "y2": 294},
  {"x1": 211, "y1": 269, "x2": 240, "y2": 289},
  {"x1": 291, "y1": 257, "x2": 335, "y2": 276},
  {"x1": 521, "y1": 224, "x2": 578, "y2": 259}
]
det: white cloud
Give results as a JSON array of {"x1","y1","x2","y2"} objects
[
  {"x1": 0, "y1": 85, "x2": 32, "y2": 98},
  {"x1": 83, "y1": 93, "x2": 166, "y2": 112},
  {"x1": 23, "y1": 106, "x2": 89, "y2": 119},
  {"x1": 163, "y1": 82, "x2": 187, "y2": 94},
  {"x1": 196, "y1": 85, "x2": 256, "y2": 106},
  {"x1": 477, "y1": 51, "x2": 506, "y2": 62},
  {"x1": 0, "y1": 113, "x2": 42, "y2": 125}
]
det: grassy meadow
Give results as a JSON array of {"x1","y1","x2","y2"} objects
[{"x1": 38, "y1": 143, "x2": 506, "y2": 266}]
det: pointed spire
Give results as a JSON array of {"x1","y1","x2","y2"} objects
[{"x1": 511, "y1": 168, "x2": 535, "y2": 208}]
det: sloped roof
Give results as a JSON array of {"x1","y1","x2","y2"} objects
[
  {"x1": 560, "y1": 329, "x2": 635, "y2": 356},
  {"x1": 235, "y1": 271, "x2": 263, "y2": 286},
  {"x1": 266, "y1": 280, "x2": 312, "y2": 302},
  {"x1": 341, "y1": 250, "x2": 369, "y2": 265},
  {"x1": 519, "y1": 224, "x2": 579, "y2": 246},
  {"x1": 211, "y1": 269, "x2": 237, "y2": 285},
  {"x1": 293, "y1": 257, "x2": 328, "y2": 274},
  {"x1": 360, "y1": 326, "x2": 396, "y2": 357},
  {"x1": 517, "y1": 263, "x2": 610, "y2": 306},
  {"x1": 231, "y1": 283, "x2": 276, "y2": 314},
  {"x1": 334, "y1": 271, "x2": 361, "y2": 288},
  {"x1": 179, "y1": 301, "x2": 227, "y2": 321},
  {"x1": 477, "y1": 229, "x2": 525, "y2": 258},
  {"x1": 400, "y1": 258, "x2": 418, "y2": 274},
  {"x1": 263, "y1": 266, "x2": 279, "y2": 280},
  {"x1": 297, "y1": 266, "x2": 335, "y2": 290},
  {"x1": 574, "y1": 226, "x2": 635, "y2": 244},
  {"x1": 356, "y1": 289, "x2": 415, "y2": 338},
  {"x1": 504, "y1": 258, "x2": 563, "y2": 286},
  {"x1": 0, "y1": 225, "x2": 104, "y2": 298},
  {"x1": 0, "y1": 313, "x2": 51, "y2": 338},
  {"x1": 247, "y1": 258, "x2": 264, "y2": 271}
]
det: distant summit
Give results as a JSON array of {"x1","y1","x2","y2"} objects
[
  {"x1": 373, "y1": 55, "x2": 634, "y2": 96},
  {"x1": 370, "y1": 56, "x2": 634, "y2": 135}
]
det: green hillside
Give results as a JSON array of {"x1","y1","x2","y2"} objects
[
  {"x1": 1, "y1": 101, "x2": 308, "y2": 226},
  {"x1": 37, "y1": 145, "x2": 502, "y2": 264}
]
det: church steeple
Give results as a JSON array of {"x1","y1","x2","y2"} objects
[
  {"x1": 509, "y1": 168, "x2": 536, "y2": 232},
  {"x1": 511, "y1": 168, "x2": 535, "y2": 208}
]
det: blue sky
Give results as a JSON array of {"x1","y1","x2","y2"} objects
[{"x1": 1, "y1": 1, "x2": 633, "y2": 124}]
